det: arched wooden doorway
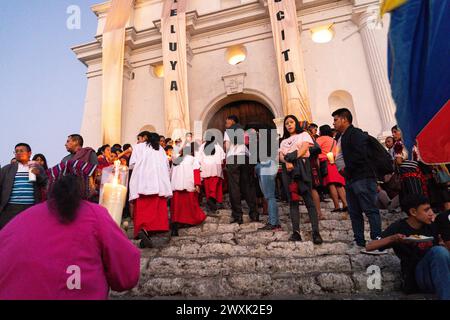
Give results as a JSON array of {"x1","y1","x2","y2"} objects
[{"x1": 207, "y1": 100, "x2": 275, "y2": 132}]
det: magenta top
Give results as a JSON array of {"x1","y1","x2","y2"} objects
[{"x1": 0, "y1": 201, "x2": 140, "y2": 300}]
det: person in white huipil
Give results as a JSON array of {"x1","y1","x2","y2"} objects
[{"x1": 128, "y1": 131, "x2": 172, "y2": 248}]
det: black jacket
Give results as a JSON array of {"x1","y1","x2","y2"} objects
[
  {"x1": 0, "y1": 163, "x2": 48, "y2": 213},
  {"x1": 282, "y1": 150, "x2": 313, "y2": 194},
  {"x1": 340, "y1": 125, "x2": 376, "y2": 182}
]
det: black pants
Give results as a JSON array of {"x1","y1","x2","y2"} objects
[
  {"x1": 289, "y1": 187, "x2": 320, "y2": 234},
  {"x1": 226, "y1": 159, "x2": 257, "y2": 220},
  {"x1": 0, "y1": 204, "x2": 33, "y2": 230}
]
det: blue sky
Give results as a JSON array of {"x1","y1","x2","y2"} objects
[{"x1": 0, "y1": 0, "x2": 99, "y2": 167}]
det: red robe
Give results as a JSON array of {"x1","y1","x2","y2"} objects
[
  {"x1": 171, "y1": 169, "x2": 206, "y2": 225},
  {"x1": 134, "y1": 195, "x2": 169, "y2": 237},
  {"x1": 203, "y1": 176, "x2": 223, "y2": 203}
]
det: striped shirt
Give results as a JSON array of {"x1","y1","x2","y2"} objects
[{"x1": 8, "y1": 164, "x2": 35, "y2": 205}]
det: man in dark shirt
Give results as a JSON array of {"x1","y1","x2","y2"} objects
[
  {"x1": 332, "y1": 108, "x2": 381, "y2": 248},
  {"x1": 366, "y1": 195, "x2": 450, "y2": 300}
]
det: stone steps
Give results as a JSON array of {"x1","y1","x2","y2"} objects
[{"x1": 113, "y1": 201, "x2": 409, "y2": 299}]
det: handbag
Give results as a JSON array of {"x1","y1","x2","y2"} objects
[{"x1": 319, "y1": 141, "x2": 335, "y2": 177}]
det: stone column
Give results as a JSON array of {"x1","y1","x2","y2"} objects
[{"x1": 354, "y1": 10, "x2": 397, "y2": 137}]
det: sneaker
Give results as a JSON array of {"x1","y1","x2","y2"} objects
[
  {"x1": 312, "y1": 231, "x2": 323, "y2": 245},
  {"x1": 137, "y1": 230, "x2": 153, "y2": 248},
  {"x1": 351, "y1": 241, "x2": 366, "y2": 248},
  {"x1": 207, "y1": 197, "x2": 217, "y2": 212},
  {"x1": 259, "y1": 224, "x2": 282, "y2": 231},
  {"x1": 231, "y1": 217, "x2": 244, "y2": 225},
  {"x1": 360, "y1": 248, "x2": 388, "y2": 255},
  {"x1": 249, "y1": 212, "x2": 260, "y2": 222},
  {"x1": 289, "y1": 231, "x2": 302, "y2": 242}
]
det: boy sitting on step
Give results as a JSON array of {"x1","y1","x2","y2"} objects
[{"x1": 366, "y1": 194, "x2": 450, "y2": 300}]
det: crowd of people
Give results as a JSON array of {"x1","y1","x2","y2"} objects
[{"x1": 0, "y1": 108, "x2": 449, "y2": 299}]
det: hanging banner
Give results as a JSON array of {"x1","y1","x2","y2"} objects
[
  {"x1": 101, "y1": 0, "x2": 134, "y2": 145},
  {"x1": 268, "y1": 0, "x2": 311, "y2": 121},
  {"x1": 161, "y1": 0, "x2": 191, "y2": 139}
]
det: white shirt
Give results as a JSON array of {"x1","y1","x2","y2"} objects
[
  {"x1": 17, "y1": 163, "x2": 30, "y2": 173},
  {"x1": 279, "y1": 132, "x2": 313, "y2": 158},
  {"x1": 224, "y1": 131, "x2": 249, "y2": 157},
  {"x1": 198, "y1": 143, "x2": 226, "y2": 179},
  {"x1": 335, "y1": 137, "x2": 346, "y2": 171},
  {"x1": 171, "y1": 155, "x2": 200, "y2": 192},
  {"x1": 128, "y1": 143, "x2": 172, "y2": 201}
]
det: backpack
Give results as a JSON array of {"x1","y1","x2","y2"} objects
[{"x1": 366, "y1": 134, "x2": 394, "y2": 177}]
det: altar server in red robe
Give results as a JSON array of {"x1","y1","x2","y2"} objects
[
  {"x1": 170, "y1": 142, "x2": 206, "y2": 236},
  {"x1": 198, "y1": 135, "x2": 226, "y2": 213},
  {"x1": 129, "y1": 131, "x2": 172, "y2": 248}
]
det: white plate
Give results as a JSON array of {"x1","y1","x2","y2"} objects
[{"x1": 404, "y1": 236, "x2": 434, "y2": 243}]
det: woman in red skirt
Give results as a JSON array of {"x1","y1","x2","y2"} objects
[
  {"x1": 316, "y1": 125, "x2": 348, "y2": 212},
  {"x1": 170, "y1": 142, "x2": 206, "y2": 236},
  {"x1": 198, "y1": 135, "x2": 226, "y2": 213},
  {"x1": 129, "y1": 131, "x2": 173, "y2": 248}
]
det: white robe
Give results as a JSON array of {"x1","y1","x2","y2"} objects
[
  {"x1": 171, "y1": 155, "x2": 200, "y2": 192},
  {"x1": 197, "y1": 143, "x2": 226, "y2": 179},
  {"x1": 128, "y1": 143, "x2": 173, "y2": 201}
]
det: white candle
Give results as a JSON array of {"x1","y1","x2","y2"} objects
[{"x1": 100, "y1": 182, "x2": 127, "y2": 226}]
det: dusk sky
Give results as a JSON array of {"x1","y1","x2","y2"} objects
[{"x1": 0, "y1": 0, "x2": 100, "y2": 167}]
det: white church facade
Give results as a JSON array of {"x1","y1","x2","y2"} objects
[{"x1": 73, "y1": 0, "x2": 397, "y2": 147}]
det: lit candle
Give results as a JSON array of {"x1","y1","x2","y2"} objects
[
  {"x1": 99, "y1": 160, "x2": 128, "y2": 226},
  {"x1": 100, "y1": 182, "x2": 127, "y2": 226},
  {"x1": 326, "y1": 152, "x2": 335, "y2": 164}
]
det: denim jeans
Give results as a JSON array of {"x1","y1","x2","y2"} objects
[
  {"x1": 345, "y1": 178, "x2": 382, "y2": 246},
  {"x1": 415, "y1": 246, "x2": 450, "y2": 300},
  {"x1": 256, "y1": 161, "x2": 279, "y2": 226}
]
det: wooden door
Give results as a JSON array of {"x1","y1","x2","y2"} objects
[{"x1": 207, "y1": 100, "x2": 275, "y2": 132}]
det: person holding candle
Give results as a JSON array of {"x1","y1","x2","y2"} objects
[
  {"x1": 316, "y1": 125, "x2": 348, "y2": 212},
  {"x1": 32, "y1": 154, "x2": 49, "y2": 171},
  {"x1": 197, "y1": 135, "x2": 226, "y2": 213},
  {"x1": 0, "y1": 143, "x2": 47, "y2": 230},
  {"x1": 129, "y1": 131, "x2": 172, "y2": 248},
  {"x1": 170, "y1": 142, "x2": 206, "y2": 236},
  {"x1": 97, "y1": 145, "x2": 113, "y2": 171},
  {"x1": 0, "y1": 170, "x2": 140, "y2": 300}
]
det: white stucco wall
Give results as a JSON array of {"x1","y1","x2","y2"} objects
[
  {"x1": 77, "y1": 0, "x2": 391, "y2": 148},
  {"x1": 302, "y1": 20, "x2": 383, "y2": 136}
]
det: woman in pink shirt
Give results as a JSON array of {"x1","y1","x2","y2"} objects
[
  {"x1": 316, "y1": 125, "x2": 348, "y2": 213},
  {"x1": 0, "y1": 167, "x2": 140, "y2": 300},
  {"x1": 279, "y1": 115, "x2": 323, "y2": 244}
]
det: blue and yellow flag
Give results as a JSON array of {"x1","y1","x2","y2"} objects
[
  {"x1": 381, "y1": 0, "x2": 408, "y2": 16},
  {"x1": 388, "y1": 0, "x2": 450, "y2": 164}
]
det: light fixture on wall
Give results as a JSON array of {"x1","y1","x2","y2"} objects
[
  {"x1": 310, "y1": 23, "x2": 335, "y2": 44},
  {"x1": 225, "y1": 44, "x2": 247, "y2": 65},
  {"x1": 152, "y1": 63, "x2": 164, "y2": 78}
]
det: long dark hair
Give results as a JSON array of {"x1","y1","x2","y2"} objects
[
  {"x1": 138, "y1": 131, "x2": 160, "y2": 151},
  {"x1": 32, "y1": 153, "x2": 48, "y2": 170},
  {"x1": 282, "y1": 115, "x2": 303, "y2": 140},
  {"x1": 204, "y1": 135, "x2": 217, "y2": 156},
  {"x1": 48, "y1": 175, "x2": 85, "y2": 224}
]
